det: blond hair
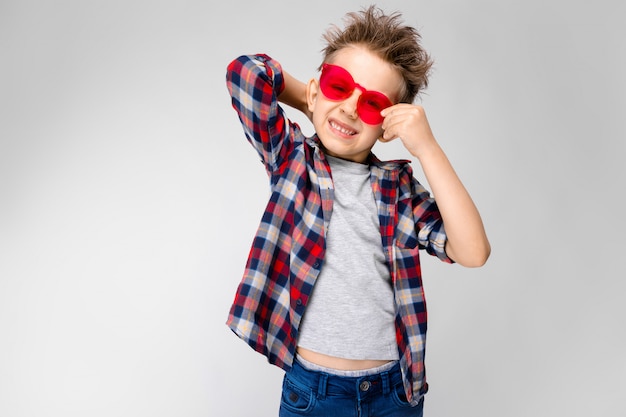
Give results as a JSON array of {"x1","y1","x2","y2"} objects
[{"x1": 321, "y1": 5, "x2": 433, "y2": 103}]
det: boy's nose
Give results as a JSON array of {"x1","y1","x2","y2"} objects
[{"x1": 339, "y1": 91, "x2": 360, "y2": 119}]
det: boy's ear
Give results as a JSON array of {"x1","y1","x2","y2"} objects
[{"x1": 306, "y1": 78, "x2": 319, "y2": 114}]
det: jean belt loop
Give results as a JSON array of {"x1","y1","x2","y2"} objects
[
  {"x1": 317, "y1": 373, "x2": 328, "y2": 400},
  {"x1": 381, "y1": 370, "x2": 391, "y2": 395}
]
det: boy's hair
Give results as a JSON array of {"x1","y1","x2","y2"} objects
[{"x1": 321, "y1": 5, "x2": 433, "y2": 103}]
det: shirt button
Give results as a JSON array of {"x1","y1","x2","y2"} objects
[
  {"x1": 313, "y1": 262, "x2": 320, "y2": 269},
  {"x1": 296, "y1": 299, "x2": 302, "y2": 306},
  {"x1": 359, "y1": 381, "x2": 371, "y2": 392}
]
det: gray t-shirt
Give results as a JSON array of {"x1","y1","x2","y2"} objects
[{"x1": 297, "y1": 155, "x2": 399, "y2": 360}]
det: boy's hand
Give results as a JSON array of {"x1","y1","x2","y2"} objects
[
  {"x1": 379, "y1": 104, "x2": 436, "y2": 159},
  {"x1": 279, "y1": 70, "x2": 312, "y2": 121}
]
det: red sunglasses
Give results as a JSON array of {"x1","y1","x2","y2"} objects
[{"x1": 319, "y1": 63, "x2": 393, "y2": 125}]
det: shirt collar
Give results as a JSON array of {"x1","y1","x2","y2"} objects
[{"x1": 307, "y1": 134, "x2": 411, "y2": 171}]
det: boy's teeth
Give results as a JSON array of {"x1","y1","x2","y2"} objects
[{"x1": 331, "y1": 121, "x2": 356, "y2": 135}]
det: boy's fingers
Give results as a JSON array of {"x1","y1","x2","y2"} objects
[{"x1": 381, "y1": 125, "x2": 397, "y2": 141}]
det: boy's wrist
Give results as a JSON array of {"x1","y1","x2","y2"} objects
[
  {"x1": 407, "y1": 135, "x2": 440, "y2": 161},
  {"x1": 278, "y1": 71, "x2": 309, "y2": 115}
]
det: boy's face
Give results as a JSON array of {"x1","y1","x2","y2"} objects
[{"x1": 307, "y1": 45, "x2": 404, "y2": 163}]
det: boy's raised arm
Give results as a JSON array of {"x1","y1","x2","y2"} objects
[
  {"x1": 380, "y1": 104, "x2": 491, "y2": 268},
  {"x1": 415, "y1": 140, "x2": 491, "y2": 268}
]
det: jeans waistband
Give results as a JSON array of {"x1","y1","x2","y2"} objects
[{"x1": 289, "y1": 357, "x2": 404, "y2": 400}]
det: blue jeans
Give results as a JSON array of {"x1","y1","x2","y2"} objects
[{"x1": 279, "y1": 358, "x2": 424, "y2": 417}]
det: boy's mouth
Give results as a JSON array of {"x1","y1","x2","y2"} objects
[{"x1": 329, "y1": 120, "x2": 358, "y2": 137}]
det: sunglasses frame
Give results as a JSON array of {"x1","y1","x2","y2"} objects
[{"x1": 319, "y1": 63, "x2": 393, "y2": 125}]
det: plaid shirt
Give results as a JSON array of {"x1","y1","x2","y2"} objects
[{"x1": 225, "y1": 54, "x2": 452, "y2": 405}]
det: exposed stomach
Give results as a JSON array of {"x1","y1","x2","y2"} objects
[{"x1": 297, "y1": 346, "x2": 393, "y2": 371}]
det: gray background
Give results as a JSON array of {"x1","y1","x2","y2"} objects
[{"x1": 1, "y1": 0, "x2": 624, "y2": 416}]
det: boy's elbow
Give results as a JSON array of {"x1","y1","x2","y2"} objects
[
  {"x1": 448, "y1": 240, "x2": 491, "y2": 268},
  {"x1": 465, "y1": 248, "x2": 491, "y2": 268}
]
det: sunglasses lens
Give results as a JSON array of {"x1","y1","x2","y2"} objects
[
  {"x1": 358, "y1": 93, "x2": 392, "y2": 125},
  {"x1": 320, "y1": 65, "x2": 353, "y2": 100}
]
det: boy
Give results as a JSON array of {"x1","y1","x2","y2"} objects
[{"x1": 225, "y1": 6, "x2": 490, "y2": 416}]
